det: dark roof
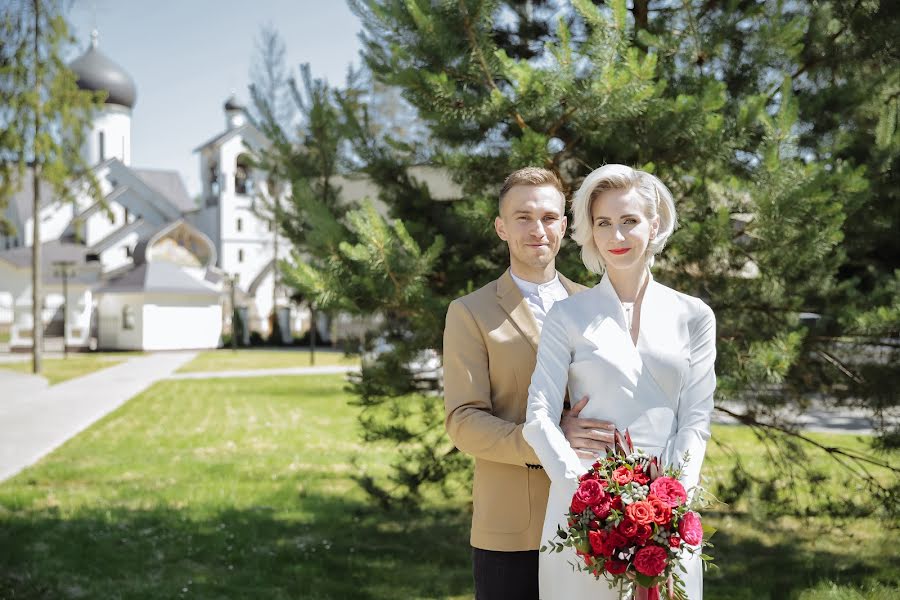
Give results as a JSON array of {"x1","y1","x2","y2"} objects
[
  {"x1": 0, "y1": 241, "x2": 101, "y2": 284},
  {"x1": 69, "y1": 34, "x2": 137, "y2": 109},
  {"x1": 97, "y1": 261, "x2": 220, "y2": 295},
  {"x1": 132, "y1": 168, "x2": 196, "y2": 213}
]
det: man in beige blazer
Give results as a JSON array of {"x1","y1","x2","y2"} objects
[{"x1": 443, "y1": 167, "x2": 614, "y2": 599}]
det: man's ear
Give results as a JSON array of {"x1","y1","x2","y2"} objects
[
  {"x1": 495, "y1": 216, "x2": 508, "y2": 241},
  {"x1": 561, "y1": 215, "x2": 568, "y2": 234}
]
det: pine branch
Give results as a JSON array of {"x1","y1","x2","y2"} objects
[
  {"x1": 715, "y1": 405, "x2": 900, "y2": 474},
  {"x1": 457, "y1": 0, "x2": 527, "y2": 131}
]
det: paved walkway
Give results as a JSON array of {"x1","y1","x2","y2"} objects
[
  {"x1": 165, "y1": 365, "x2": 360, "y2": 380},
  {"x1": 0, "y1": 352, "x2": 196, "y2": 482}
]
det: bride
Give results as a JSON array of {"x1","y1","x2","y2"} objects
[{"x1": 522, "y1": 164, "x2": 715, "y2": 599}]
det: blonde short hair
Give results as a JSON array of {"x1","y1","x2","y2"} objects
[{"x1": 570, "y1": 164, "x2": 677, "y2": 274}]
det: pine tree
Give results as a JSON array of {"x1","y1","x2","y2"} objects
[
  {"x1": 0, "y1": 0, "x2": 103, "y2": 373},
  {"x1": 268, "y1": 0, "x2": 897, "y2": 510}
]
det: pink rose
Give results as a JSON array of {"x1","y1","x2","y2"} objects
[
  {"x1": 649, "y1": 477, "x2": 688, "y2": 508},
  {"x1": 574, "y1": 479, "x2": 606, "y2": 508},
  {"x1": 647, "y1": 495, "x2": 673, "y2": 526},
  {"x1": 678, "y1": 511, "x2": 703, "y2": 546},
  {"x1": 612, "y1": 466, "x2": 633, "y2": 485},
  {"x1": 591, "y1": 495, "x2": 612, "y2": 520},
  {"x1": 633, "y1": 545, "x2": 668, "y2": 577}
]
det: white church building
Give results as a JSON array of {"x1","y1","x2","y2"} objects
[
  {"x1": 0, "y1": 33, "x2": 460, "y2": 352},
  {"x1": 0, "y1": 33, "x2": 289, "y2": 351}
]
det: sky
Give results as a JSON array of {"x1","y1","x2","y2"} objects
[{"x1": 67, "y1": 0, "x2": 364, "y2": 197}]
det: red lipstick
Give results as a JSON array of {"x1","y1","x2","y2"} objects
[{"x1": 608, "y1": 248, "x2": 631, "y2": 255}]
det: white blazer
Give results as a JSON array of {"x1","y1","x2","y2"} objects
[
  {"x1": 522, "y1": 272, "x2": 716, "y2": 491},
  {"x1": 522, "y1": 273, "x2": 716, "y2": 600}
]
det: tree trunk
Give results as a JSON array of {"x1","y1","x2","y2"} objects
[{"x1": 31, "y1": 0, "x2": 42, "y2": 375}]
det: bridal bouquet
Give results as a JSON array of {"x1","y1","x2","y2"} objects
[{"x1": 542, "y1": 430, "x2": 714, "y2": 600}]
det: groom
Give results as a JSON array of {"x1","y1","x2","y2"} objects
[{"x1": 443, "y1": 167, "x2": 614, "y2": 599}]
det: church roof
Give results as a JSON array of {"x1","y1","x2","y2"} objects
[
  {"x1": 69, "y1": 32, "x2": 137, "y2": 109},
  {"x1": 97, "y1": 261, "x2": 219, "y2": 295},
  {"x1": 0, "y1": 240, "x2": 101, "y2": 284},
  {"x1": 132, "y1": 168, "x2": 197, "y2": 213}
]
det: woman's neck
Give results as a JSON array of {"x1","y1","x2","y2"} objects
[{"x1": 606, "y1": 263, "x2": 649, "y2": 303}]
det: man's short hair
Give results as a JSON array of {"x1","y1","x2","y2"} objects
[{"x1": 498, "y1": 167, "x2": 566, "y2": 213}]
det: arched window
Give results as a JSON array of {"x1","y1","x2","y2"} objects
[
  {"x1": 122, "y1": 305, "x2": 135, "y2": 330},
  {"x1": 208, "y1": 161, "x2": 220, "y2": 202},
  {"x1": 98, "y1": 131, "x2": 105, "y2": 161},
  {"x1": 238, "y1": 248, "x2": 244, "y2": 263},
  {"x1": 235, "y1": 155, "x2": 253, "y2": 196}
]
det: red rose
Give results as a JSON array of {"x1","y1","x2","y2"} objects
[
  {"x1": 633, "y1": 545, "x2": 668, "y2": 577},
  {"x1": 649, "y1": 477, "x2": 688, "y2": 508},
  {"x1": 668, "y1": 534, "x2": 681, "y2": 548},
  {"x1": 606, "y1": 559, "x2": 628, "y2": 575},
  {"x1": 610, "y1": 495, "x2": 623, "y2": 511},
  {"x1": 591, "y1": 496, "x2": 612, "y2": 520},
  {"x1": 648, "y1": 495, "x2": 673, "y2": 526},
  {"x1": 588, "y1": 530, "x2": 605, "y2": 555},
  {"x1": 604, "y1": 530, "x2": 627, "y2": 556},
  {"x1": 612, "y1": 466, "x2": 633, "y2": 485},
  {"x1": 574, "y1": 479, "x2": 607, "y2": 510},
  {"x1": 617, "y1": 518, "x2": 638, "y2": 539},
  {"x1": 633, "y1": 466, "x2": 650, "y2": 485},
  {"x1": 624, "y1": 501, "x2": 655, "y2": 526},
  {"x1": 678, "y1": 511, "x2": 703, "y2": 546},
  {"x1": 571, "y1": 497, "x2": 587, "y2": 513},
  {"x1": 634, "y1": 523, "x2": 653, "y2": 544}
]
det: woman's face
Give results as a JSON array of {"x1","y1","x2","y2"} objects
[{"x1": 590, "y1": 187, "x2": 659, "y2": 273}]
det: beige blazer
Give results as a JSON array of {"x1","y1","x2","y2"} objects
[{"x1": 443, "y1": 268, "x2": 586, "y2": 551}]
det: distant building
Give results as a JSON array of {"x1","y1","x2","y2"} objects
[{"x1": 0, "y1": 31, "x2": 460, "y2": 352}]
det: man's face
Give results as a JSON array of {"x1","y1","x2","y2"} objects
[{"x1": 494, "y1": 184, "x2": 567, "y2": 277}]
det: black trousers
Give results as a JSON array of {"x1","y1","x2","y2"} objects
[{"x1": 472, "y1": 547, "x2": 539, "y2": 600}]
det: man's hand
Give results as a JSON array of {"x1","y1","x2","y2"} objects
[{"x1": 560, "y1": 396, "x2": 616, "y2": 459}]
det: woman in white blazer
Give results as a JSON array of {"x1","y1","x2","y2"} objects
[{"x1": 522, "y1": 164, "x2": 715, "y2": 599}]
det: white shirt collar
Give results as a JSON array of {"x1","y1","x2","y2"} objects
[{"x1": 510, "y1": 271, "x2": 566, "y2": 297}]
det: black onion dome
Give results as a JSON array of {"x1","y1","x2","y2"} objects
[
  {"x1": 224, "y1": 94, "x2": 244, "y2": 111},
  {"x1": 69, "y1": 32, "x2": 137, "y2": 109}
]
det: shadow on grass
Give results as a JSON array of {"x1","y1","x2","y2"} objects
[
  {"x1": 0, "y1": 492, "x2": 472, "y2": 600},
  {"x1": 704, "y1": 513, "x2": 897, "y2": 600},
  {"x1": 3, "y1": 496, "x2": 897, "y2": 599}
]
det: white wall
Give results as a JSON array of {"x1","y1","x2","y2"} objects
[
  {"x1": 85, "y1": 200, "x2": 128, "y2": 247},
  {"x1": 83, "y1": 106, "x2": 132, "y2": 166},
  {"x1": 141, "y1": 296, "x2": 221, "y2": 350},
  {"x1": 97, "y1": 292, "x2": 144, "y2": 350},
  {"x1": 24, "y1": 203, "x2": 76, "y2": 246},
  {"x1": 98, "y1": 230, "x2": 139, "y2": 272}
]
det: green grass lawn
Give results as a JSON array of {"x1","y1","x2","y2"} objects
[
  {"x1": 0, "y1": 352, "x2": 139, "y2": 385},
  {"x1": 0, "y1": 375, "x2": 896, "y2": 599},
  {"x1": 177, "y1": 349, "x2": 360, "y2": 373}
]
